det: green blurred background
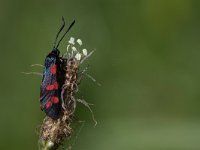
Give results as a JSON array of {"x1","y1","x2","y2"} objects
[{"x1": 1, "y1": 0, "x2": 200, "y2": 149}]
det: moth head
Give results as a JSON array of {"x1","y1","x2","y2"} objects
[{"x1": 51, "y1": 48, "x2": 60, "y2": 56}]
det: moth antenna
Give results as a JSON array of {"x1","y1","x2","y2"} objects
[
  {"x1": 56, "y1": 20, "x2": 75, "y2": 48},
  {"x1": 53, "y1": 16, "x2": 65, "y2": 49}
]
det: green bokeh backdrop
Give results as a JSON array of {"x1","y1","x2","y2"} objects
[{"x1": 1, "y1": 0, "x2": 200, "y2": 150}]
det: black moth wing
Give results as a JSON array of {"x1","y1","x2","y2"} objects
[{"x1": 40, "y1": 50, "x2": 62, "y2": 119}]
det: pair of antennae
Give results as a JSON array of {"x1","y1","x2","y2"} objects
[{"x1": 53, "y1": 17, "x2": 75, "y2": 49}]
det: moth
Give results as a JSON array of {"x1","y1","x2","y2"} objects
[{"x1": 40, "y1": 17, "x2": 75, "y2": 119}]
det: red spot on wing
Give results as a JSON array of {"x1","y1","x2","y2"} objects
[
  {"x1": 46, "y1": 82, "x2": 59, "y2": 90},
  {"x1": 45, "y1": 96, "x2": 59, "y2": 109},
  {"x1": 53, "y1": 82, "x2": 59, "y2": 89},
  {"x1": 50, "y1": 64, "x2": 57, "y2": 75},
  {"x1": 46, "y1": 101, "x2": 52, "y2": 109},
  {"x1": 51, "y1": 96, "x2": 59, "y2": 104},
  {"x1": 46, "y1": 84, "x2": 54, "y2": 90}
]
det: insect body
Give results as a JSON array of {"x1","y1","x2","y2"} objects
[
  {"x1": 40, "y1": 49, "x2": 62, "y2": 119},
  {"x1": 40, "y1": 18, "x2": 75, "y2": 119}
]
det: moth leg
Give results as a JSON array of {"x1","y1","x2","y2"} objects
[{"x1": 76, "y1": 98, "x2": 97, "y2": 126}]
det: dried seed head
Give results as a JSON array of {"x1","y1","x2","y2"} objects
[{"x1": 39, "y1": 111, "x2": 73, "y2": 150}]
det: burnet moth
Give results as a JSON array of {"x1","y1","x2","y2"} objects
[{"x1": 40, "y1": 17, "x2": 75, "y2": 119}]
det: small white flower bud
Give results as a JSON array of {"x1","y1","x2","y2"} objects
[
  {"x1": 82, "y1": 49, "x2": 87, "y2": 56},
  {"x1": 77, "y1": 39, "x2": 82, "y2": 45},
  {"x1": 72, "y1": 46, "x2": 77, "y2": 51},
  {"x1": 75, "y1": 53, "x2": 81, "y2": 60},
  {"x1": 68, "y1": 37, "x2": 75, "y2": 45}
]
